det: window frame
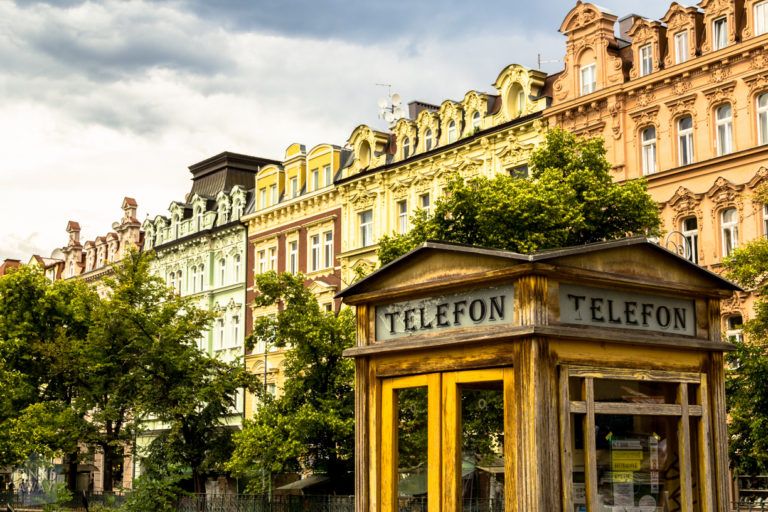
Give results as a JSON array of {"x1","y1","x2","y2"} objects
[
  {"x1": 397, "y1": 199, "x2": 408, "y2": 234},
  {"x1": 757, "y1": 92, "x2": 768, "y2": 145},
  {"x1": 310, "y1": 234, "x2": 321, "y2": 272},
  {"x1": 323, "y1": 164, "x2": 332, "y2": 187},
  {"x1": 639, "y1": 44, "x2": 653, "y2": 76},
  {"x1": 721, "y1": 207, "x2": 739, "y2": 257},
  {"x1": 402, "y1": 137, "x2": 411, "y2": 159},
  {"x1": 359, "y1": 210, "x2": 373, "y2": 247},
  {"x1": 674, "y1": 30, "x2": 689, "y2": 64},
  {"x1": 323, "y1": 230, "x2": 333, "y2": 269},
  {"x1": 677, "y1": 115, "x2": 695, "y2": 166},
  {"x1": 756, "y1": 0, "x2": 768, "y2": 36},
  {"x1": 681, "y1": 216, "x2": 699, "y2": 264},
  {"x1": 288, "y1": 240, "x2": 298, "y2": 274},
  {"x1": 715, "y1": 104, "x2": 734, "y2": 156},
  {"x1": 580, "y1": 63, "x2": 597, "y2": 95},
  {"x1": 447, "y1": 120, "x2": 457, "y2": 143},
  {"x1": 640, "y1": 125, "x2": 657, "y2": 175},
  {"x1": 425, "y1": 129, "x2": 434, "y2": 151},
  {"x1": 290, "y1": 176, "x2": 299, "y2": 198},
  {"x1": 471, "y1": 111, "x2": 481, "y2": 131},
  {"x1": 419, "y1": 193, "x2": 431, "y2": 216},
  {"x1": 219, "y1": 257, "x2": 226, "y2": 286},
  {"x1": 713, "y1": 16, "x2": 728, "y2": 50}
]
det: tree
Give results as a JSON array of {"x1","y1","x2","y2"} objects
[
  {"x1": 378, "y1": 128, "x2": 661, "y2": 265},
  {"x1": 723, "y1": 237, "x2": 768, "y2": 474},
  {"x1": 0, "y1": 265, "x2": 97, "y2": 489},
  {"x1": 227, "y1": 272, "x2": 356, "y2": 493}
]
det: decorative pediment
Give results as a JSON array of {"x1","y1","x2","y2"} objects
[
  {"x1": 703, "y1": 81, "x2": 737, "y2": 108},
  {"x1": 462, "y1": 91, "x2": 488, "y2": 116},
  {"x1": 743, "y1": 70, "x2": 768, "y2": 95},
  {"x1": 348, "y1": 181, "x2": 376, "y2": 209},
  {"x1": 629, "y1": 106, "x2": 660, "y2": 127},
  {"x1": 559, "y1": 2, "x2": 610, "y2": 34},
  {"x1": 667, "y1": 186, "x2": 704, "y2": 211},
  {"x1": 747, "y1": 166, "x2": 768, "y2": 189},
  {"x1": 706, "y1": 177, "x2": 744, "y2": 205},
  {"x1": 665, "y1": 93, "x2": 698, "y2": 119}
]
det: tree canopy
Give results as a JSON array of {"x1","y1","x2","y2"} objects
[
  {"x1": 724, "y1": 237, "x2": 768, "y2": 474},
  {"x1": 378, "y1": 128, "x2": 661, "y2": 265},
  {"x1": 227, "y1": 272, "x2": 356, "y2": 493}
]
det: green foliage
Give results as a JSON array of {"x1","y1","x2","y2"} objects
[
  {"x1": 228, "y1": 272, "x2": 355, "y2": 493},
  {"x1": 120, "y1": 472, "x2": 187, "y2": 512},
  {"x1": 378, "y1": 128, "x2": 661, "y2": 264},
  {"x1": 724, "y1": 237, "x2": 768, "y2": 474}
]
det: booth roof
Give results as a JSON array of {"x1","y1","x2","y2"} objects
[{"x1": 336, "y1": 237, "x2": 742, "y2": 299}]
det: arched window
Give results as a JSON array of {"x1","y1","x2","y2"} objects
[
  {"x1": 580, "y1": 62, "x2": 596, "y2": 95},
  {"x1": 425, "y1": 129, "x2": 434, "y2": 151},
  {"x1": 219, "y1": 258, "x2": 226, "y2": 286},
  {"x1": 169, "y1": 271, "x2": 176, "y2": 291},
  {"x1": 358, "y1": 141, "x2": 371, "y2": 168},
  {"x1": 757, "y1": 1, "x2": 768, "y2": 36},
  {"x1": 471, "y1": 111, "x2": 481, "y2": 131},
  {"x1": 716, "y1": 104, "x2": 733, "y2": 155},
  {"x1": 191, "y1": 266, "x2": 197, "y2": 293},
  {"x1": 641, "y1": 126, "x2": 657, "y2": 175},
  {"x1": 721, "y1": 208, "x2": 738, "y2": 257},
  {"x1": 678, "y1": 116, "x2": 694, "y2": 166},
  {"x1": 447, "y1": 120, "x2": 457, "y2": 143},
  {"x1": 681, "y1": 217, "x2": 698, "y2": 264},
  {"x1": 402, "y1": 137, "x2": 411, "y2": 159},
  {"x1": 198, "y1": 265, "x2": 205, "y2": 291},
  {"x1": 757, "y1": 93, "x2": 768, "y2": 145}
]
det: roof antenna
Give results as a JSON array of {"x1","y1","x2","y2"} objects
[{"x1": 376, "y1": 83, "x2": 406, "y2": 127}]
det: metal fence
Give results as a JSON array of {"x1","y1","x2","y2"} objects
[{"x1": 177, "y1": 494, "x2": 355, "y2": 512}]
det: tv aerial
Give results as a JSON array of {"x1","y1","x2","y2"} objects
[{"x1": 376, "y1": 83, "x2": 406, "y2": 127}]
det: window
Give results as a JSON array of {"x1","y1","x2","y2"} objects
[
  {"x1": 219, "y1": 258, "x2": 226, "y2": 286},
  {"x1": 726, "y1": 315, "x2": 744, "y2": 342},
  {"x1": 259, "y1": 188, "x2": 267, "y2": 208},
  {"x1": 176, "y1": 270, "x2": 182, "y2": 294},
  {"x1": 233, "y1": 254, "x2": 241, "y2": 281},
  {"x1": 447, "y1": 120, "x2": 457, "y2": 143},
  {"x1": 323, "y1": 231, "x2": 333, "y2": 269},
  {"x1": 758, "y1": 93, "x2": 768, "y2": 145},
  {"x1": 510, "y1": 164, "x2": 529, "y2": 178},
  {"x1": 713, "y1": 16, "x2": 728, "y2": 50},
  {"x1": 258, "y1": 250, "x2": 266, "y2": 274},
  {"x1": 763, "y1": 204, "x2": 768, "y2": 237},
  {"x1": 270, "y1": 184, "x2": 278, "y2": 205},
  {"x1": 641, "y1": 126, "x2": 657, "y2": 175},
  {"x1": 323, "y1": 164, "x2": 332, "y2": 186},
  {"x1": 289, "y1": 241, "x2": 298, "y2": 274},
  {"x1": 402, "y1": 137, "x2": 411, "y2": 159},
  {"x1": 419, "y1": 193, "x2": 430, "y2": 216},
  {"x1": 757, "y1": 1, "x2": 768, "y2": 36},
  {"x1": 269, "y1": 247, "x2": 276, "y2": 271},
  {"x1": 564, "y1": 368, "x2": 710, "y2": 512},
  {"x1": 678, "y1": 116, "x2": 694, "y2": 166},
  {"x1": 639, "y1": 44, "x2": 653, "y2": 76},
  {"x1": 716, "y1": 104, "x2": 733, "y2": 156},
  {"x1": 310, "y1": 234, "x2": 321, "y2": 272},
  {"x1": 217, "y1": 319, "x2": 225, "y2": 350},
  {"x1": 397, "y1": 200, "x2": 408, "y2": 234},
  {"x1": 290, "y1": 176, "x2": 299, "y2": 197},
  {"x1": 674, "y1": 30, "x2": 689, "y2": 64},
  {"x1": 169, "y1": 271, "x2": 175, "y2": 291},
  {"x1": 580, "y1": 63, "x2": 596, "y2": 95},
  {"x1": 721, "y1": 208, "x2": 738, "y2": 257},
  {"x1": 425, "y1": 129, "x2": 434, "y2": 151},
  {"x1": 311, "y1": 168, "x2": 319, "y2": 190},
  {"x1": 681, "y1": 217, "x2": 698, "y2": 264},
  {"x1": 232, "y1": 315, "x2": 239, "y2": 347},
  {"x1": 517, "y1": 88, "x2": 526, "y2": 115},
  {"x1": 196, "y1": 208, "x2": 203, "y2": 230},
  {"x1": 198, "y1": 265, "x2": 205, "y2": 291},
  {"x1": 471, "y1": 111, "x2": 481, "y2": 131},
  {"x1": 191, "y1": 266, "x2": 197, "y2": 292},
  {"x1": 232, "y1": 200, "x2": 243, "y2": 219},
  {"x1": 359, "y1": 210, "x2": 373, "y2": 247}
]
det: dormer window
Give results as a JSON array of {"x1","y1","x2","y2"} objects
[
  {"x1": 196, "y1": 208, "x2": 203, "y2": 230},
  {"x1": 471, "y1": 112, "x2": 481, "y2": 131},
  {"x1": 757, "y1": 1, "x2": 768, "y2": 36},
  {"x1": 425, "y1": 129, "x2": 434, "y2": 151},
  {"x1": 674, "y1": 31, "x2": 689, "y2": 64},
  {"x1": 580, "y1": 63, "x2": 596, "y2": 95},
  {"x1": 311, "y1": 169, "x2": 319, "y2": 191},
  {"x1": 447, "y1": 121, "x2": 457, "y2": 143},
  {"x1": 323, "y1": 164, "x2": 332, "y2": 187},
  {"x1": 270, "y1": 184, "x2": 278, "y2": 204},
  {"x1": 232, "y1": 200, "x2": 243, "y2": 219},
  {"x1": 259, "y1": 188, "x2": 267, "y2": 209},
  {"x1": 402, "y1": 137, "x2": 411, "y2": 159},
  {"x1": 639, "y1": 44, "x2": 653, "y2": 76},
  {"x1": 713, "y1": 17, "x2": 728, "y2": 50},
  {"x1": 290, "y1": 177, "x2": 299, "y2": 197}
]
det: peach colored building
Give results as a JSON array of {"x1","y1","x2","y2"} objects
[{"x1": 545, "y1": 0, "x2": 768, "y2": 335}]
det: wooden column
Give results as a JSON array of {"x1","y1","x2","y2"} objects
[{"x1": 709, "y1": 352, "x2": 730, "y2": 512}]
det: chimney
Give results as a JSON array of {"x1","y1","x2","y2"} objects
[
  {"x1": 408, "y1": 100, "x2": 440, "y2": 119},
  {"x1": 618, "y1": 14, "x2": 641, "y2": 41},
  {"x1": 66, "y1": 221, "x2": 81, "y2": 244}
]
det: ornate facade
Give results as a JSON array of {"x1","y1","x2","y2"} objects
[
  {"x1": 546, "y1": 0, "x2": 768, "y2": 333},
  {"x1": 242, "y1": 143, "x2": 346, "y2": 419},
  {"x1": 336, "y1": 64, "x2": 549, "y2": 285}
]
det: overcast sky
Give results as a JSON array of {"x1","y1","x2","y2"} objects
[{"x1": 1, "y1": 0, "x2": 678, "y2": 260}]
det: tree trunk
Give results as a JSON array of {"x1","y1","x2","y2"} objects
[
  {"x1": 65, "y1": 451, "x2": 78, "y2": 493},
  {"x1": 101, "y1": 444, "x2": 114, "y2": 493}
]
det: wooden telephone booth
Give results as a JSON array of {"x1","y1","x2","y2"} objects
[{"x1": 339, "y1": 238, "x2": 739, "y2": 512}]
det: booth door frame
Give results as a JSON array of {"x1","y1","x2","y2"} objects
[{"x1": 380, "y1": 368, "x2": 516, "y2": 512}]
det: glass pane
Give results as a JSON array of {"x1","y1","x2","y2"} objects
[
  {"x1": 594, "y1": 414, "x2": 680, "y2": 511},
  {"x1": 460, "y1": 381, "x2": 505, "y2": 512},
  {"x1": 688, "y1": 384, "x2": 700, "y2": 406},
  {"x1": 569, "y1": 377, "x2": 583, "y2": 401},
  {"x1": 397, "y1": 387, "x2": 429, "y2": 510},
  {"x1": 594, "y1": 379, "x2": 678, "y2": 404},
  {"x1": 572, "y1": 414, "x2": 587, "y2": 512}
]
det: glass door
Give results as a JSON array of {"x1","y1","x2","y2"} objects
[{"x1": 381, "y1": 368, "x2": 514, "y2": 512}]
